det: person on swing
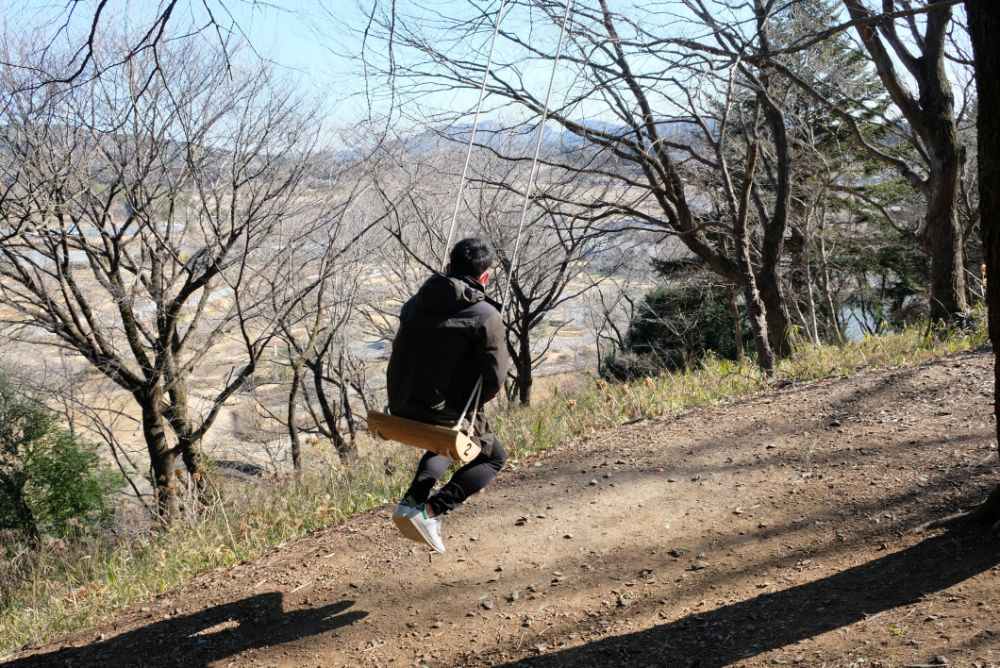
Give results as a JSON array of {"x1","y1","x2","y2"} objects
[{"x1": 387, "y1": 238, "x2": 509, "y2": 553}]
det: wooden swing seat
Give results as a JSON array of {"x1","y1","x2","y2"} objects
[{"x1": 368, "y1": 411, "x2": 482, "y2": 463}]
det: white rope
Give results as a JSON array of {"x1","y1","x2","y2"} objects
[
  {"x1": 442, "y1": 0, "x2": 509, "y2": 270},
  {"x1": 501, "y1": 0, "x2": 574, "y2": 309}
]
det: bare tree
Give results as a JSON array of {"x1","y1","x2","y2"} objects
[
  {"x1": 6, "y1": 0, "x2": 255, "y2": 86},
  {"x1": 264, "y1": 177, "x2": 385, "y2": 468},
  {"x1": 351, "y1": 0, "x2": 818, "y2": 369},
  {"x1": 367, "y1": 132, "x2": 621, "y2": 404},
  {"x1": 0, "y1": 41, "x2": 330, "y2": 519}
]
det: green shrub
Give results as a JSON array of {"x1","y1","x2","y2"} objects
[
  {"x1": 604, "y1": 279, "x2": 747, "y2": 379},
  {"x1": 0, "y1": 375, "x2": 120, "y2": 540}
]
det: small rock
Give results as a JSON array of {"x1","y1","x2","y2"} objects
[
  {"x1": 508, "y1": 590, "x2": 520, "y2": 602},
  {"x1": 689, "y1": 560, "x2": 710, "y2": 571},
  {"x1": 481, "y1": 600, "x2": 495, "y2": 610},
  {"x1": 589, "y1": 479, "x2": 598, "y2": 486}
]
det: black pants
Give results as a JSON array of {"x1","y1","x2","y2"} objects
[{"x1": 403, "y1": 434, "x2": 507, "y2": 516}]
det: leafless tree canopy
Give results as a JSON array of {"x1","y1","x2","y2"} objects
[{"x1": 0, "y1": 36, "x2": 359, "y2": 516}]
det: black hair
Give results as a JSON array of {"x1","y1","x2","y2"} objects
[{"x1": 449, "y1": 237, "x2": 494, "y2": 278}]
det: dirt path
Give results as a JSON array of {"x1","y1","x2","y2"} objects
[{"x1": 5, "y1": 353, "x2": 1000, "y2": 667}]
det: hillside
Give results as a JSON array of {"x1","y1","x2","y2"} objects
[{"x1": 3, "y1": 352, "x2": 1000, "y2": 667}]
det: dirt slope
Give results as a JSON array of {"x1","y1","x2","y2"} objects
[{"x1": 4, "y1": 353, "x2": 1000, "y2": 668}]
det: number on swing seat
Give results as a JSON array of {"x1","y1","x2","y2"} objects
[{"x1": 368, "y1": 411, "x2": 482, "y2": 463}]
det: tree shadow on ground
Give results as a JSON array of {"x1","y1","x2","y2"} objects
[
  {"x1": 499, "y1": 530, "x2": 1000, "y2": 668},
  {"x1": 4, "y1": 592, "x2": 367, "y2": 667}
]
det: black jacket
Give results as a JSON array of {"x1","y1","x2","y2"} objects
[{"x1": 387, "y1": 273, "x2": 507, "y2": 427}]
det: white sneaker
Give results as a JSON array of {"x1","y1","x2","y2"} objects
[
  {"x1": 400, "y1": 504, "x2": 446, "y2": 554},
  {"x1": 392, "y1": 500, "x2": 423, "y2": 543}
]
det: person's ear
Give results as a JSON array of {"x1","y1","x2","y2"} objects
[
  {"x1": 479, "y1": 269, "x2": 492, "y2": 285},
  {"x1": 445, "y1": 262, "x2": 451, "y2": 274}
]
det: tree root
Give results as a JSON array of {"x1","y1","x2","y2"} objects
[{"x1": 912, "y1": 484, "x2": 1000, "y2": 533}]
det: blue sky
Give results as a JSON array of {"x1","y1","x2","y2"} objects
[
  {"x1": 1, "y1": 0, "x2": 583, "y2": 130},
  {"x1": 2, "y1": 1, "x2": 969, "y2": 140},
  {"x1": 1, "y1": 1, "x2": 372, "y2": 117}
]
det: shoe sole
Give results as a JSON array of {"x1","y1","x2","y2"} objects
[
  {"x1": 398, "y1": 513, "x2": 446, "y2": 554},
  {"x1": 392, "y1": 511, "x2": 425, "y2": 544}
]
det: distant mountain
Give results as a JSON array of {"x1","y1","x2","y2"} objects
[{"x1": 393, "y1": 117, "x2": 706, "y2": 159}]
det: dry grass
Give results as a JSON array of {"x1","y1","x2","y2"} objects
[
  {"x1": 0, "y1": 315, "x2": 988, "y2": 655},
  {"x1": 495, "y1": 315, "x2": 989, "y2": 458}
]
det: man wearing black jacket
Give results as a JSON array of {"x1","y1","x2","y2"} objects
[{"x1": 388, "y1": 238, "x2": 509, "y2": 553}]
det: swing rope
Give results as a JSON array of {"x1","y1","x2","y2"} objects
[
  {"x1": 442, "y1": 0, "x2": 576, "y2": 313},
  {"x1": 370, "y1": 0, "x2": 575, "y2": 462},
  {"x1": 501, "y1": 0, "x2": 574, "y2": 310},
  {"x1": 442, "y1": 0, "x2": 509, "y2": 269},
  {"x1": 459, "y1": 0, "x2": 574, "y2": 435}
]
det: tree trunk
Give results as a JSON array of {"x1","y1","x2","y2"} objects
[
  {"x1": 736, "y1": 146, "x2": 776, "y2": 375},
  {"x1": 177, "y1": 437, "x2": 217, "y2": 509},
  {"x1": 962, "y1": 0, "x2": 999, "y2": 527},
  {"x1": 338, "y1": 353, "x2": 357, "y2": 444},
  {"x1": 800, "y1": 215, "x2": 821, "y2": 345},
  {"x1": 918, "y1": 34, "x2": 969, "y2": 323},
  {"x1": 0, "y1": 472, "x2": 39, "y2": 543},
  {"x1": 310, "y1": 360, "x2": 356, "y2": 464},
  {"x1": 817, "y1": 204, "x2": 845, "y2": 344},
  {"x1": 754, "y1": 6, "x2": 795, "y2": 360},
  {"x1": 165, "y1": 374, "x2": 216, "y2": 506},
  {"x1": 138, "y1": 388, "x2": 178, "y2": 519},
  {"x1": 516, "y1": 327, "x2": 533, "y2": 406},
  {"x1": 786, "y1": 226, "x2": 812, "y2": 340},
  {"x1": 288, "y1": 365, "x2": 302, "y2": 473},
  {"x1": 758, "y1": 270, "x2": 793, "y2": 359},
  {"x1": 727, "y1": 283, "x2": 745, "y2": 362},
  {"x1": 923, "y1": 162, "x2": 969, "y2": 322}
]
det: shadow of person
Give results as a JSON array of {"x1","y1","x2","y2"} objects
[
  {"x1": 499, "y1": 530, "x2": 1000, "y2": 667},
  {"x1": 4, "y1": 592, "x2": 367, "y2": 667}
]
